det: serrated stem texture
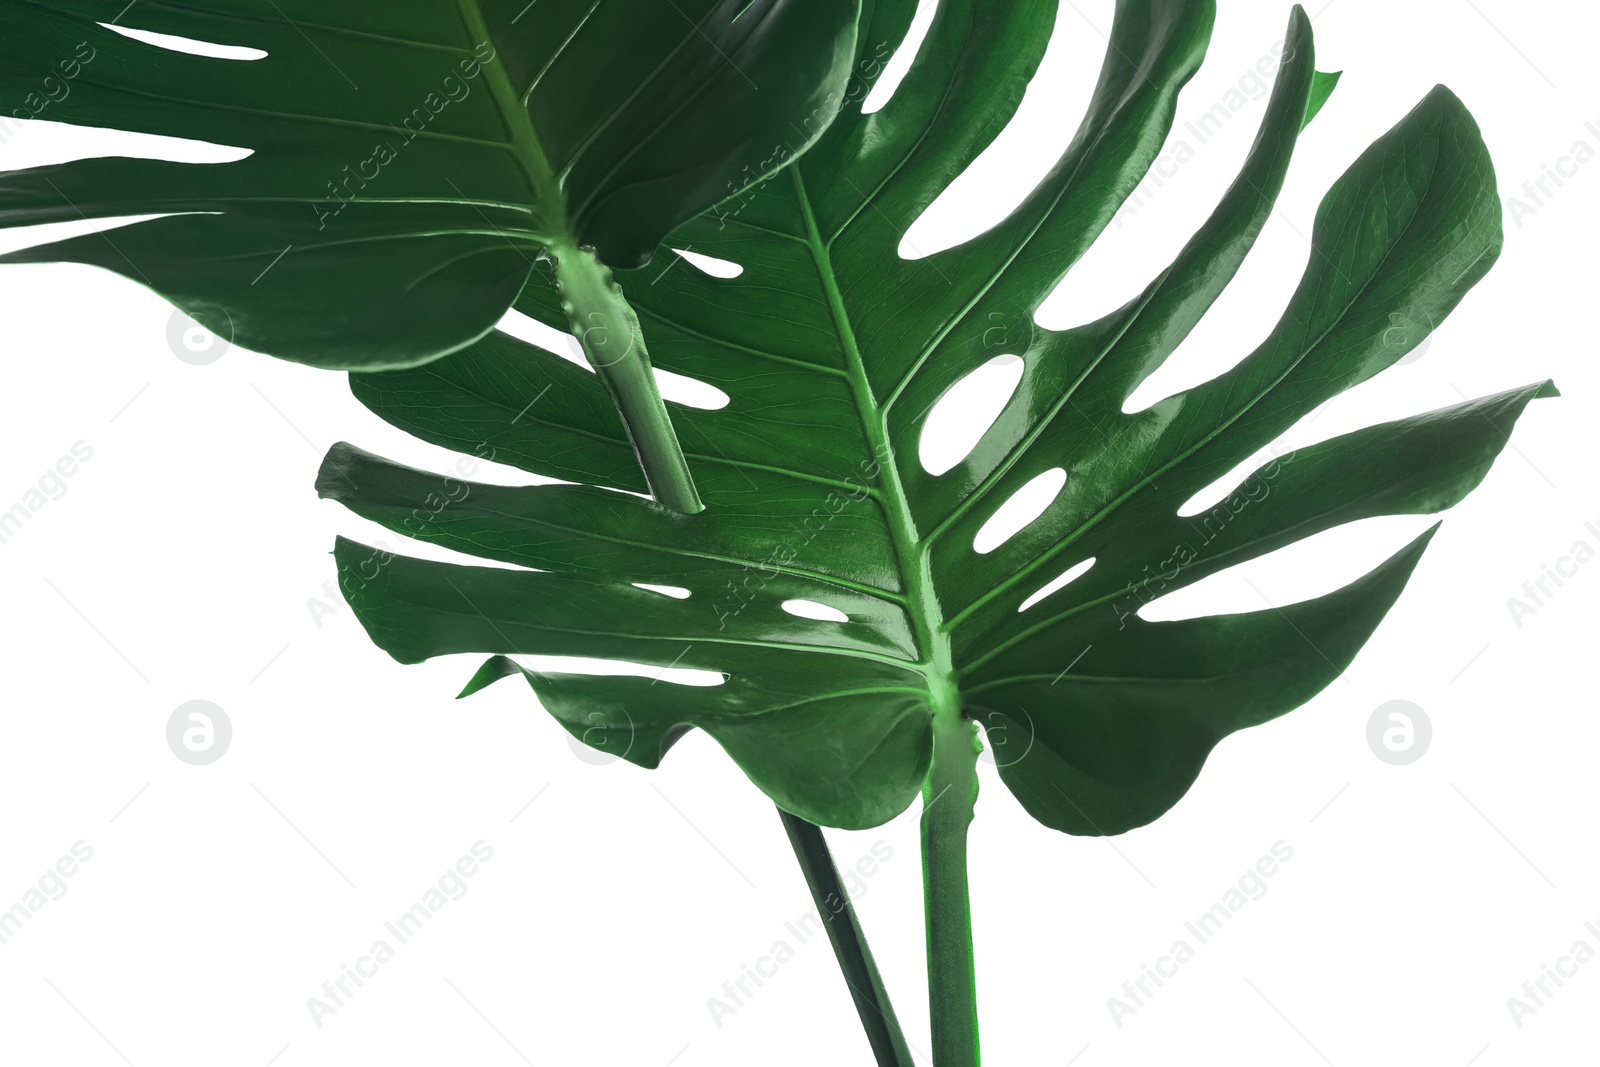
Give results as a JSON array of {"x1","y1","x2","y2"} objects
[{"x1": 549, "y1": 239, "x2": 703, "y2": 514}]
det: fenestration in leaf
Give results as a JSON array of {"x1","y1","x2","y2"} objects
[
  {"x1": 319, "y1": 1, "x2": 1552, "y2": 834},
  {"x1": 0, "y1": 0, "x2": 860, "y2": 367}
]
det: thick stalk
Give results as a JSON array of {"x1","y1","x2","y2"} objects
[
  {"x1": 547, "y1": 242, "x2": 703, "y2": 515},
  {"x1": 922, "y1": 703, "x2": 981, "y2": 1067},
  {"x1": 778, "y1": 809, "x2": 915, "y2": 1067},
  {"x1": 456, "y1": 2, "x2": 701, "y2": 514},
  {"x1": 793, "y1": 166, "x2": 985, "y2": 1061}
]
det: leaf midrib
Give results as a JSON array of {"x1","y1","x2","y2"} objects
[
  {"x1": 791, "y1": 168, "x2": 958, "y2": 709},
  {"x1": 455, "y1": 0, "x2": 567, "y2": 237},
  {"x1": 556, "y1": 0, "x2": 725, "y2": 214}
]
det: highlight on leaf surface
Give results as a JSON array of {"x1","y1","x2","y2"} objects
[{"x1": 316, "y1": 1, "x2": 1552, "y2": 835}]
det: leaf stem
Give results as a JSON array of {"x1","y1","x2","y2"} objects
[
  {"x1": 922, "y1": 696, "x2": 981, "y2": 1067},
  {"x1": 791, "y1": 165, "x2": 983, "y2": 1065},
  {"x1": 548, "y1": 240, "x2": 704, "y2": 514},
  {"x1": 777, "y1": 809, "x2": 915, "y2": 1067}
]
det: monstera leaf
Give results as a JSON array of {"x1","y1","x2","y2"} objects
[
  {"x1": 319, "y1": 1, "x2": 1550, "y2": 836},
  {"x1": 0, "y1": 0, "x2": 862, "y2": 510},
  {"x1": 0, "y1": 0, "x2": 859, "y2": 358}
]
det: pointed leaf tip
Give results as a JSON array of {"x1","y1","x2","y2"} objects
[
  {"x1": 1304, "y1": 70, "x2": 1342, "y2": 128},
  {"x1": 458, "y1": 655, "x2": 525, "y2": 700}
]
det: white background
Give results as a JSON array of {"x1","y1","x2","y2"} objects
[{"x1": 0, "y1": 1, "x2": 1594, "y2": 1065}]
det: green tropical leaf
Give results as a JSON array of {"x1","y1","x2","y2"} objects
[
  {"x1": 0, "y1": 0, "x2": 863, "y2": 511},
  {"x1": 319, "y1": 1, "x2": 1550, "y2": 835},
  {"x1": 0, "y1": 0, "x2": 859, "y2": 361}
]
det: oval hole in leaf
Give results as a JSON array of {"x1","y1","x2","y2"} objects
[
  {"x1": 781, "y1": 599, "x2": 849, "y2": 623},
  {"x1": 100, "y1": 23, "x2": 268, "y2": 60},
  {"x1": 1137, "y1": 514, "x2": 1434, "y2": 622},
  {"x1": 0, "y1": 213, "x2": 170, "y2": 258},
  {"x1": 497, "y1": 310, "x2": 729, "y2": 409},
  {"x1": 655, "y1": 368, "x2": 730, "y2": 410},
  {"x1": 1118, "y1": 210, "x2": 1307, "y2": 415},
  {"x1": 973, "y1": 467, "x2": 1067, "y2": 555},
  {"x1": 898, "y1": 10, "x2": 1101, "y2": 257},
  {"x1": 498, "y1": 308, "x2": 576, "y2": 354},
  {"x1": 1176, "y1": 444, "x2": 1297, "y2": 519},
  {"x1": 861, "y1": 0, "x2": 937, "y2": 114},
  {"x1": 672, "y1": 248, "x2": 743, "y2": 279},
  {"x1": 334, "y1": 416, "x2": 567, "y2": 492},
  {"x1": 1036, "y1": 24, "x2": 1288, "y2": 331},
  {"x1": 919, "y1": 354, "x2": 1025, "y2": 476},
  {"x1": 0, "y1": 122, "x2": 251, "y2": 175},
  {"x1": 513, "y1": 654, "x2": 725, "y2": 687},
  {"x1": 1018, "y1": 557, "x2": 1096, "y2": 612},
  {"x1": 338, "y1": 522, "x2": 535, "y2": 572},
  {"x1": 634, "y1": 583, "x2": 691, "y2": 599},
  {"x1": 1178, "y1": 385, "x2": 1384, "y2": 517}
]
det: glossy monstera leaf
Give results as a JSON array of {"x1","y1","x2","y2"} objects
[
  {"x1": 319, "y1": 2, "x2": 1550, "y2": 833},
  {"x1": 0, "y1": 0, "x2": 859, "y2": 366}
]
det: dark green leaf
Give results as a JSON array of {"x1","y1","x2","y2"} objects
[
  {"x1": 321, "y1": 2, "x2": 1550, "y2": 833},
  {"x1": 0, "y1": 0, "x2": 860, "y2": 366}
]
